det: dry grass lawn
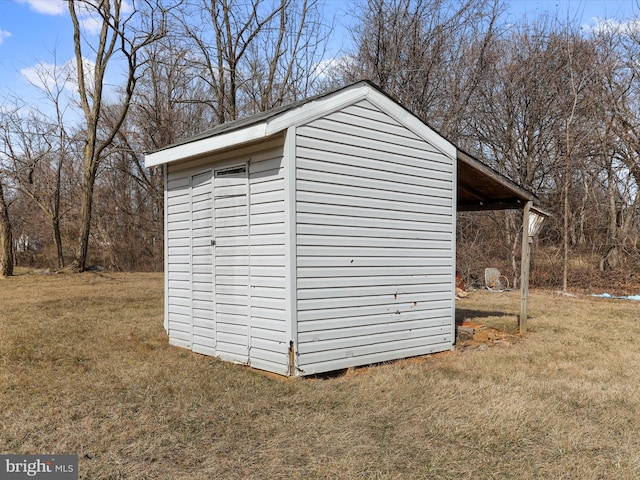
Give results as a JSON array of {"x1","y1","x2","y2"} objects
[{"x1": 2, "y1": 272, "x2": 640, "y2": 479}]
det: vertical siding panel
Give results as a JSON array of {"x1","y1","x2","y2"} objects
[
  {"x1": 162, "y1": 144, "x2": 289, "y2": 374},
  {"x1": 166, "y1": 167, "x2": 215, "y2": 354},
  {"x1": 248, "y1": 146, "x2": 289, "y2": 375},
  {"x1": 295, "y1": 100, "x2": 456, "y2": 375},
  {"x1": 166, "y1": 171, "x2": 193, "y2": 350},
  {"x1": 284, "y1": 126, "x2": 297, "y2": 376},
  {"x1": 214, "y1": 165, "x2": 249, "y2": 363},
  {"x1": 190, "y1": 170, "x2": 215, "y2": 356}
]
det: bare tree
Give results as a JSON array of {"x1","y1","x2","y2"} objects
[
  {"x1": 178, "y1": 0, "x2": 330, "y2": 124},
  {"x1": 100, "y1": 34, "x2": 215, "y2": 270},
  {"x1": 0, "y1": 51, "x2": 81, "y2": 269},
  {"x1": 133, "y1": 34, "x2": 215, "y2": 149},
  {"x1": 592, "y1": 24, "x2": 640, "y2": 271},
  {"x1": 0, "y1": 178, "x2": 13, "y2": 276},
  {"x1": 0, "y1": 107, "x2": 74, "y2": 268},
  {"x1": 552, "y1": 29, "x2": 600, "y2": 291},
  {"x1": 69, "y1": 0, "x2": 168, "y2": 271},
  {"x1": 344, "y1": 0, "x2": 503, "y2": 140},
  {"x1": 468, "y1": 21, "x2": 573, "y2": 193},
  {"x1": 241, "y1": 0, "x2": 331, "y2": 112}
]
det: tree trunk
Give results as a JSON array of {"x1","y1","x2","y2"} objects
[
  {"x1": 69, "y1": 0, "x2": 158, "y2": 271},
  {"x1": 54, "y1": 137, "x2": 65, "y2": 269},
  {"x1": 562, "y1": 163, "x2": 570, "y2": 291},
  {"x1": 53, "y1": 217, "x2": 64, "y2": 269},
  {"x1": 0, "y1": 182, "x2": 14, "y2": 277},
  {"x1": 75, "y1": 157, "x2": 97, "y2": 272}
]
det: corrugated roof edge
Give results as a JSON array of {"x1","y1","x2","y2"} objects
[{"x1": 145, "y1": 80, "x2": 379, "y2": 155}]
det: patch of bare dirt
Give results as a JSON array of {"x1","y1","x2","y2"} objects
[{"x1": 456, "y1": 325, "x2": 521, "y2": 352}]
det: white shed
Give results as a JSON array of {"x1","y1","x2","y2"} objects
[{"x1": 145, "y1": 81, "x2": 536, "y2": 376}]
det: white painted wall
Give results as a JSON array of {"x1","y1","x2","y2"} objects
[
  {"x1": 163, "y1": 94, "x2": 457, "y2": 377},
  {"x1": 164, "y1": 141, "x2": 290, "y2": 375},
  {"x1": 247, "y1": 149, "x2": 289, "y2": 374},
  {"x1": 166, "y1": 171, "x2": 200, "y2": 350},
  {"x1": 294, "y1": 99, "x2": 456, "y2": 375}
]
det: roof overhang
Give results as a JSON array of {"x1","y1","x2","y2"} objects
[
  {"x1": 456, "y1": 150, "x2": 537, "y2": 211},
  {"x1": 143, "y1": 81, "x2": 456, "y2": 168},
  {"x1": 143, "y1": 81, "x2": 538, "y2": 213}
]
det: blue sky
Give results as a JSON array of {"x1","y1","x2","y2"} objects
[
  {"x1": 0, "y1": 0, "x2": 638, "y2": 109},
  {"x1": 0, "y1": 1, "x2": 72, "y2": 103},
  {"x1": 507, "y1": 0, "x2": 636, "y2": 21}
]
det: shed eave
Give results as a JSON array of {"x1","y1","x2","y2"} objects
[
  {"x1": 143, "y1": 81, "x2": 461, "y2": 168},
  {"x1": 265, "y1": 85, "x2": 369, "y2": 134},
  {"x1": 456, "y1": 150, "x2": 538, "y2": 209},
  {"x1": 144, "y1": 123, "x2": 269, "y2": 167},
  {"x1": 143, "y1": 83, "x2": 374, "y2": 168}
]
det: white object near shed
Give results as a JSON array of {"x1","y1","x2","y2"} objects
[{"x1": 145, "y1": 81, "x2": 536, "y2": 376}]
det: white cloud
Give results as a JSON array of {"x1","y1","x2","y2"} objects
[
  {"x1": 17, "y1": 0, "x2": 133, "y2": 34},
  {"x1": 585, "y1": 17, "x2": 640, "y2": 35},
  {"x1": 313, "y1": 55, "x2": 356, "y2": 79},
  {"x1": 121, "y1": 0, "x2": 134, "y2": 14},
  {"x1": 17, "y1": 0, "x2": 66, "y2": 15},
  {"x1": 313, "y1": 58, "x2": 339, "y2": 77},
  {"x1": 20, "y1": 61, "x2": 70, "y2": 93},
  {"x1": 73, "y1": 0, "x2": 135, "y2": 35},
  {"x1": 20, "y1": 57, "x2": 96, "y2": 96},
  {"x1": 80, "y1": 15, "x2": 103, "y2": 35},
  {"x1": 0, "y1": 29, "x2": 11, "y2": 44},
  {"x1": 0, "y1": 104, "x2": 16, "y2": 115}
]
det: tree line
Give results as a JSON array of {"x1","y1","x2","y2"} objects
[{"x1": 1, "y1": 0, "x2": 639, "y2": 292}]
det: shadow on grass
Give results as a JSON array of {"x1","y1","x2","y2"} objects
[{"x1": 455, "y1": 308, "x2": 512, "y2": 325}]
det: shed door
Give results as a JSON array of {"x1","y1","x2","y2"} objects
[
  {"x1": 213, "y1": 164, "x2": 250, "y2": 363},
  {"x1": 190, "y1": 170, "x2": 215, "y2": 355}
]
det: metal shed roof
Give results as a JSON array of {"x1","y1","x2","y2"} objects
[{"x1": 145, "y1": 80, "x2": 537, "y2": 212}]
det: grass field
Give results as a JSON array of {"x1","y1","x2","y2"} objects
[{"x1": 2, "y1": 272, "x2": 640, "y2": 479}]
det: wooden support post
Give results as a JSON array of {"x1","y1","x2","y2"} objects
[{"x1": 519, "y1": 201, "x2": 532, "y2": 334}]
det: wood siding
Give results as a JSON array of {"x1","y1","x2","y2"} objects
[
  {"x1": 295, "y1": 99, "x2": 456, "y2": 375},
  {"x1": 165, "y1": 143, "x2": 289, "y2": 375}
]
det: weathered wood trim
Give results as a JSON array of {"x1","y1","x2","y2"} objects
[
  {"x1": 457, "y1": 150, "x2": 537, "y2": 204},
  {"x1": 457, "y1": 200, "x2": 526, "y2": 211}
]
